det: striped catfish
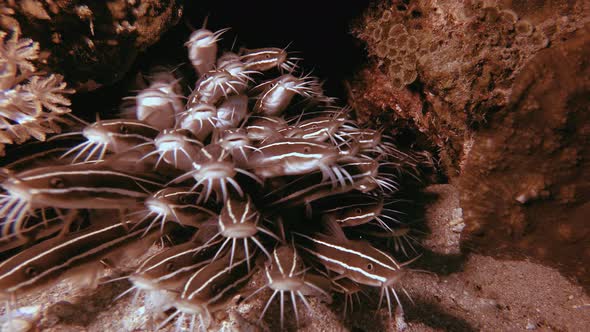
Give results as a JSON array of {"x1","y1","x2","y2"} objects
[
  {"x1": 190, "y1": 69, "x2": 247, "y2": 106},
  {"x1": 245, "y1": 115, "x2": 288, "y2": 142},
  {"x1": 0, "y1": 213, "x2": 65, "y2": 255},
  {"x1": 0, "y1": 135, "x2": 84, "y2": 171},
  {"x1": 312, "y1": 192, "x2": 400, "y2": 231},
  {"x1": 130, "y1": 222, "x2": 222, "y2": 290},
  {"x1": 0, "y1": 217, "x2": 164, "y2": 301},
  {"x1": 247, "y1": 138, "x2": 342, "y2": 179},
  {"x1": 281, "y1": 108, "x2": 352, "y2": 143},
  {"x1": 134, "y1": 187, "x2": 216, "y2": 234},
  {"x1": 217, "y1": 129, "x2": 253, "y2": 168},
  {"x1": 0, "y1": 160, "x2": 164, "y2": 238},
  {"x1": 135, "y1": 128, "x2": 203, "y2": 172},
  {"x1": 266, "y1": 158, "x2": 379, "y2": 208},
  {"x1": 253, "y1": 74, "x2": 315, "y2": 116},
  {"x1": 295, "y1": 220, "x2": 411, "y2": 320},
  {"x1": 314, "y1": 193, "x2": 384, "y2": 227},
  {"x1": 246, "y1": 244, "x2": 331, "y2": 330},
  {"x1": 169, "y1": 144, "x2": 261, "y2": 203},
  {"x1": 186, "y1": 27, "x2": 228, "y2": 77},
  {"x1": 209, "y1": 195, "x2": 277, "y2": 270},
  {"x1": 63, "y1": 119, "x2": 160, "y2": 163},
  {"x1": 240, "y1": 47, "x2": 295, "y2": 72},
  {"x1": 160, "y1": 249, "x2": 256, "y2": 331}
]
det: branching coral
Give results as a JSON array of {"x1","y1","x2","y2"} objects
[{"x1": 0, "y1": 28, "x2": 74, "y2": 156}]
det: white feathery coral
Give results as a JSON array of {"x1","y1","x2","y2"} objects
[
  {"x1": 23, "y1": 74, "x2": 74, "y2": 114},
  {"x1": 0, "y1": 29, "x2": 38, "y2": 87},
  {"x1": 0, "y1": 28, "x2": 74, "y2": 156}
]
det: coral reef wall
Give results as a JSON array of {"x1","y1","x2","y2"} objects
[
  {"x1": 351, "y1": 0, "x2": 589, "y2": 287},
  {"x1": 459, "y1": 28, "x2": 590, "y2": 286},
  {"x1": 351, "y1": 0, "x2": 587, "y2": 175}
]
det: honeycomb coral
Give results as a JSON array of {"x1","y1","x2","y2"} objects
[{"x1": 365, "y1": 10, "x2": 420, "y2": 89}]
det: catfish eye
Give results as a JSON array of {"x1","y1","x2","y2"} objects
[
  {"x1": 24, "y1": 266, "x2": 38, "y2": 277},
  {"x1": 265, "y1": 54, "x2": 271, "y2": 59},
  {"x1": 179, "y1": 195, "x2": 192, "y2": 204},
  {"x1": 355, "y1": 208, "x2": 363, "y2": 214},
  {"x1": 50, "y1": 177, "x2": 65, "y2": 188},
  {"x1": 303, "y1": 146, "x2": 311, "y2": 153},
  {"x1": 366, "y1": 263, "x2": 374, "y2": 271},
  {"x1": 119, "y1": 124, "x2": 129, "y2": 134},
  {"x1": 165, "y1": 262, "x2": 175, "y2": 272}
]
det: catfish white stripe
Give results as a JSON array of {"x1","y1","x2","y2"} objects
[
  {"x1": 273, "y1": 250, "x2": 285, "y2": 275},
  {"x1": 250, "y1": 58, "x2": 275, "y2": 66},
  {"x1": 302, "y1": 247, "x2": 386, "y2": 283},
  {"x1": 156, "y1": 261, "x2": 212, "y2": 282},
  {"x1": 101, "y1": 121, "x2": 157, "y2": 129},
  {"x1": 227, "y1": 199, "x2": 238, "y2": 224},
  {"x1": 141, "y1": 247, "x2": 204, "y2": 272},
  {"x1": 22, "y1": 170, "x2": 162, "y2": 186},
  {"x1": 185, "y1": 255, "x2": 250, "y2": 299},
  {"x1": 261, "y1": 141, "x2": 328, "y2": 149},
  {"x1": 296, "y1": 233, "x2": 400, "y2": 270},
  {"x1": 265, "y1": 152, "x2": 324, "y2": 161},
  {"x1": 241, "y1": 201, "x2": 250, "y2": 224},
  {"x1": 289, "y1": 248, "x2": 298, "y2": 276},
  {"x1": 323, "y1": 201, "x2": 376, "y2": 212},
  {"x1": 188, "y1": 264, "x2": 231, "y2": 298},
  {"x1": 182, "y1": 264, "x2": 209, "y2": 296},
  {"x1": 207, "y1": 269, "x2": 252, "y2": 305},
  {"x1": 108, "y1": 133, "x2": 153, "y2": 140},
  {"x1": 29, "y1": 187, "x2": 148, "y2": 197},
  {"x1": 339, "y1": 212, "x2": 375, "y2": 222},
  {"x1": 243, "y1": 50, "x2": 277, "y2": 57}
]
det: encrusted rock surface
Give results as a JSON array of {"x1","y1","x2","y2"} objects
[
  {"x1": 1, "y1": 0, "x2": 183, "y2": 90},
  {"x1": 459, "y1": 26, "x2": 590, "y2": 288},
  {"x1": 351, "y1": 0, "x2": 588, "y2": 176},
  {"x1": 351, "y1": 0, "x2": 589, "y2": 289}
]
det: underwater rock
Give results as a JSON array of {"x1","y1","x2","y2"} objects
[
  {"x1": 458, "y1": 26, "x2": 590, "y2": 289},
  {"x1": 351, "y1": 0, "x2": 588, "y2": 176},
  {"x1": 1, "y1": 0, "x2": 183, "y2": 90}
]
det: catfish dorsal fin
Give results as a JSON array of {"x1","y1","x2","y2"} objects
[{"x1": 321, "y1": 216, "x2": 348, "y2": 243}]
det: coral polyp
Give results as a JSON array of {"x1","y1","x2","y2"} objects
[
  {"x1": 0, "y1": 22, "x2": 422, "y2": 331},
  {"x1": 0, "y1": 29, "x2": 74, "y2": 157}
]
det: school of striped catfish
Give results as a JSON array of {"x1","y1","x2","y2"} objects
[{"x1": 0, "y1": 23, "x2": 423, "y2": 331}]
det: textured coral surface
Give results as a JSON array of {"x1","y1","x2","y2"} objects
[
  {"x1": 351, "y1": 0, "x2": 588, "y2": 176},
  {"x1": 459, "y1": 27, "x2": 590, "y2": 288}
]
